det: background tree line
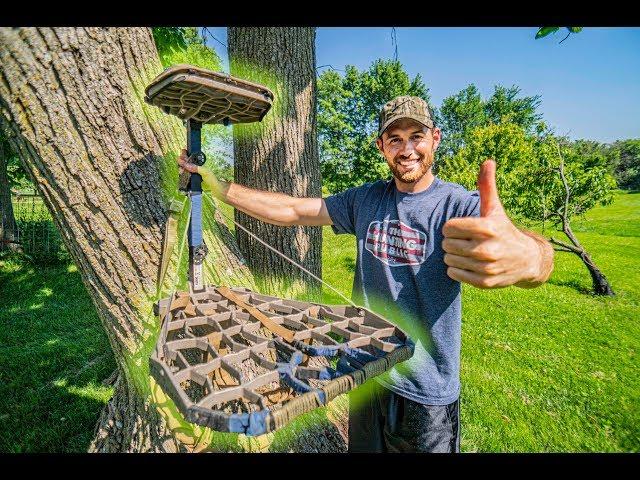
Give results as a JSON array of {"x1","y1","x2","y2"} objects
[{"x1": 317, "y1": 59, "x2": 639, "y2": 195}]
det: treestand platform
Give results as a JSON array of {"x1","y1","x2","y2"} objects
[{"x1": 150, "y1": 285, "x2": 414, "y2": 436}]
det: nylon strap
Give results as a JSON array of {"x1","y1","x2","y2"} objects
[{"x1": 157, "y1": 197, "x2": 187, "y2": 298}]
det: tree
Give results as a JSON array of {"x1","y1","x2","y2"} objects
[
  {"x1": 437, "y1": 121, "x2": 538, "y2": 219},
  {"x1": 539, "y1": 138, "x2": 617, "y2": 295},
  {"x1": 317, "y1": 59, "x2": 429, "y2": 193},
  {"x1": 437, "y1": 84, "x2": 543, "y2": 162},
  {"x1": 436, "y1": 84, "x2": 486, "y2": 160},
  {"x1": 608, "y1": 139, "x2": 640, "y2": 190},
  {"x1": 438, "y1": 121, "x2": 617, "y2": 296},
  {"x1": 0, "y1": 134, "x2": 19, "y2": 251},
  {"x1": 0, "y1": 27, "x2": 346, "y2": 452},
  {"x1": 228, "y1": 27, "x2": 323, "y2": 297}
]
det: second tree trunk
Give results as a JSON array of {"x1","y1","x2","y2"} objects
[{"x1": 228, "y1": 27, "x2": 322, "y2": 298}]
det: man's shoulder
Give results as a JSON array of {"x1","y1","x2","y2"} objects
[
  {"x1": 436, "y1": 178, "x2": 475, "y2": 196},
  {"x1": 330, "y1": 179, "x2": 391, "y2": 198},
  {"x1": 434, "y1": 177, "x2": 480, "y2": 216}
]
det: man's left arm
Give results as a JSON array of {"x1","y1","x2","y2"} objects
[{"x1": 442, "y1": 160, "x2": 554, "y2": 289}]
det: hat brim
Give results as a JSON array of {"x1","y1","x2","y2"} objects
[{"x1": 378, "y1": 114, "x2": 435, "y2": 137}]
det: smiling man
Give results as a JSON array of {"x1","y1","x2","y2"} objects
[{"x1": 178, "y1": 95, "x2": 554, "y2": 453}]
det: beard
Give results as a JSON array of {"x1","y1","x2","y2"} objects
[{"x1": 387, "y1": 151, "x2": 434, "y2": 184}]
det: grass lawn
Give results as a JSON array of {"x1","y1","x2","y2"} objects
[
  {"x1": 0, "y1": 261, "x2": 115, "y2": 452},
  {"x1": 0, "y1": 191, "x2": 638, "y2": 452},
  {"x1": 323, "y1": 190, "x2": 639, "y2": 452}
]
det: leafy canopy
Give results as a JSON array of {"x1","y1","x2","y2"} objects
[
  {"x1": 535, "y1": 27, "x2": 583, "y2": 43},
  {"x1": 607, "y1": 139, "x2": 640, "y2": 190},
  {"x1": 437, "y1": 121, "x2": 617, "y2": 228},
  {"x1": 1, "y1": 133, "x2": 32, "y2": 192},
  {"x1": 437, "y1": 84, "x2": 543, "y2": 161}
]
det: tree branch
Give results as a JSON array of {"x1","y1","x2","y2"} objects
[
  {"x1": 549, "y1": 236, "x2": 583, "y2": 254},
  {"x1": 559, "y1": 32, "x2": 571, "y2": 44}
]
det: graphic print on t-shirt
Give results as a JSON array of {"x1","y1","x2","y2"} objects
[{"x1": 365, "y1": 219, "x2": 427, "y2": 267}]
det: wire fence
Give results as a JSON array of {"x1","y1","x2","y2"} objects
[{"x1": 1, "y1": 190, "x2": 68, "y2": 264}]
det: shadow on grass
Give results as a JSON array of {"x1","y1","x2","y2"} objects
[
  {"x1": 342, "y1": 256, "x2": 356, "y2": 273},
  {"x1": 0, "y1": 256, "x2": 116, "y2": 453},
  {"x1": 547, "y1": 277, "x2": 593, "y2": 296}
]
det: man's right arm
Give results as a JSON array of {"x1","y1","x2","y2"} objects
[{"x1": 179, "y1": 150, "x2": 332, "y2": 227}]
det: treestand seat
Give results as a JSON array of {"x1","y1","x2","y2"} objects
[
  {"x1": 144, "y1": 64, "x2": 274, "y2": 125},
  {"x1": 151, "y1": 285, "x2": 414, "y2": 436}
]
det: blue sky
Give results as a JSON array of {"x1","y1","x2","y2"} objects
[{"x1": 206, "y1": 27, "x2": 640, "y2": 144}]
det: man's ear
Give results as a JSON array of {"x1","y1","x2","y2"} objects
[
  {"x1": 376, "y1": 137, "x2": 384, "y2": 154},
  {"x1": 431, "y1": 127, "x2": 441, "y2": 152}
]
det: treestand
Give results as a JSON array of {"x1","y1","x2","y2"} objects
[{"x1": 144, "y1": 65, "x2": 414, "y2": 436}]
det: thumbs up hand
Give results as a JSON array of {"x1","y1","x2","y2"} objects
[{"x1": 442, "y1": 159, "x2": 544, "y2": 289}]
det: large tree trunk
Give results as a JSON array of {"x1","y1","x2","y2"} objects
[
  {"x1": 0, "y1": 139, "x2": 20, "y2": 251},
  {"x1": 228, "y1": 27, "x2": 322, "y2": 298},
  {"x1": 0, "y1": 27, "x2": 255, "y2": 452},
  {"x1": 0, "y1": 27, "x2": 346, "y2": 452}
]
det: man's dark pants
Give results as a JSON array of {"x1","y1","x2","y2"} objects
[{"x1": 348, "y1": 379, "x2": 460, "y2": 453}]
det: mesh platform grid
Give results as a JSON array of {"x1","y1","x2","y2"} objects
[{"x1": 150, "y1": 285, "x2": 414, "y2": 436}]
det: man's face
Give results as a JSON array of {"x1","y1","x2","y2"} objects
[{"x1": 376, "y1": 118, "x2": 441, "y2": 184}]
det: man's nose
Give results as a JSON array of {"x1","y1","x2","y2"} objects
[{"x1": 399, "y1": 140, "x2": 415, "y2": 156}]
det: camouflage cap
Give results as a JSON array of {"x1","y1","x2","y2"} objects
[{"x1": 378, "y1": 95, "x2": 435, "y2": 137}]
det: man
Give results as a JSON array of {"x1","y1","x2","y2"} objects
[{"x1": 178, "y1": 95, "x2": 554, "y2": 453}]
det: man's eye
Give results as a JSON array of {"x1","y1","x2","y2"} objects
[{"x1": 390, "y1": 138, "x2": 400, "y2": 143}]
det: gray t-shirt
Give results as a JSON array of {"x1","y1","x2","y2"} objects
[{"x1": 324, "y1": 176, "x2": 480, "y2": 405}]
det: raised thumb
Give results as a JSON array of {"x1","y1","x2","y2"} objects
[{"x1": 478, "y1": 159, "x2": 504, "y2": 217}]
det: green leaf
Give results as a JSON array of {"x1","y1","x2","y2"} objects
[
  {"x1": 567, "y1": 27, "x2": 583, "y2": 33},
  {"x1": 535, "y1": 27, "x2": 560, "y2": 39}
]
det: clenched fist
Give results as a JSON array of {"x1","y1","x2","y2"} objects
[
  {"x1": 178, "y1": 148, "x2": 199, "y2": 174},
  {"x1": 442, "y1": 159, "x2": 551, "y2": 289}
]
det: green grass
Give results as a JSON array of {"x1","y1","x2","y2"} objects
[
  {"x1": 0, "y1": 191, "x2": 638, "y2": 452},
  {"x1": 0, "y1": 260, "x2": 116, "y2": 452},
  {"x1": 320, "y1": 190, "x2": 640, "y2": 452}
]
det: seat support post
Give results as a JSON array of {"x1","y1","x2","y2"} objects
[{"x1": 186, "y1": 119, "x2": 206, "y2": 292}]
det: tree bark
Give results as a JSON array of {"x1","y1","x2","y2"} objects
[
  {"x1": 0, "y1": 138, "x2": 20, "y2": 251},
  {"x1": 0, "y1": 27, "x2": 255, "y2": 452},
  {"x1": 549, "y1": 232, "x2": 615, "y2": 296},
  {"x1": 581, "y1": 251, "x2": 615, "y2": 296},
  {"x1": 228, "y1": 27, "x2": 322, "y2": 298},
  {"x1": 0, "y1": 27, "x2": 347, "y2": 452}
]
